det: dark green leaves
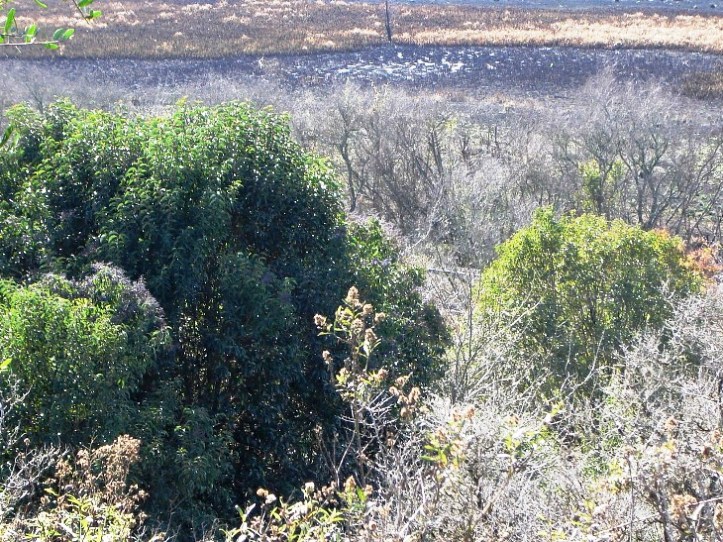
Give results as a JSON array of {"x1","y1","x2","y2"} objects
[
  {"x1": 0, "y1": 266, "x2": 169, "y2": 444},
  {"x1": 0, "y1": 124, "x2": 13, "y2": 148},
  {"x1": 0, "y1": 100, "x2": 447, "y2": 511}
]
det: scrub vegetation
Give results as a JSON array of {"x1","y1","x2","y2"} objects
[{"x1": 2, "y1": 1, "x2": 723, "y2": 541}]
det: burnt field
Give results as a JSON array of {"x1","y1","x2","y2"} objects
[
  {"x1": 4, "y1": 0, "x2": 723, "y2": 59},
  {"x1": 3, "y1": 43, "x2": 721, "y2": 102},
  {"x1": 264, "y1": 44, "x2": 723, "y2": 92},
  {"x1": 1, "y1": 0, "x2": 721, "y2": 104},
  {"x1": 1, "y1": 0, "x2": 722, "y2": 115}
]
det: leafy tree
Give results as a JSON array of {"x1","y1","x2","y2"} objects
[
  {"x1": 476, "y1": 208, "x2": 703, "y2": 386},
  {"x1": 0, "y1": 100, "x2": 447, "y2": 526}
]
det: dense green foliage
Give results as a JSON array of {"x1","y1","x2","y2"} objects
[
  {"x1": 476, "y1": 208, "x2": 703, "y2": 382},
  {"x1": 0, "y1": 265, "x2": 168, "y2": 444},
  {"x1": 0, "y1": 100, "x2": 447, "y2": 528}
]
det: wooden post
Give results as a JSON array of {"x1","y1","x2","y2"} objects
[{"x1": 384, "y1": 0, "x2": 392, "y2": 43}]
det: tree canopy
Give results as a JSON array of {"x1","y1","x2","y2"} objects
[{"x1": 0, "y1": 100, "x2": 448, "y2": 525}]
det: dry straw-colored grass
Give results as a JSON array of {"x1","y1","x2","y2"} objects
[
  {"x1": 4, "y1": 0, "x2": 723, "y2": 59},
  {"x1": 407, "y1": 13, "x2": 723, "y2": 50}
]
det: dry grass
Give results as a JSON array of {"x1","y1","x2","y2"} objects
[
  {"x1": 405, "y1": 12, "x2": 723, "y2": 50},
  {"x1": 4, "y1": 0, "x2": 723, "y2": 59}
]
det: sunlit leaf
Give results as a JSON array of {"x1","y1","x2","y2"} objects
[
  {"x1": 4, "y1": 8, "x2": 16, "y2": 36},
  {"x1": 0, "y1": 124, "x2": 13, "y2": 147}
]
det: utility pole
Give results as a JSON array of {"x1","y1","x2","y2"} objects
[{"x1": 384, "y1": 0, "x2": 393, "y2": 43}]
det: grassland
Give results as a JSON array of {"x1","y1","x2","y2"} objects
[{"x1": 5, "y1": 0, "x2": 723, "y2": 59}]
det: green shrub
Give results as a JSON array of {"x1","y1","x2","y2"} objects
[
  {"x1": 344, "y1": 221, "x2": 449, "y2": 388},
  {"x1": 476, "y1": 208, "x2": 703, "y2": 385},
  {"x1": 0, "y1": 264, "x2": 169, "y2": 445},
  {"x1": 0, "y1": 100, "x2": 448, "y2": 527}
]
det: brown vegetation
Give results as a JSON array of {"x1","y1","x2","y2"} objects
[
  {"x1": 6, "y1": 0, "x2": 723, "y2": 59},
  {"x1": 682, "y1": 69, "x2": 723, "y2": 98}
]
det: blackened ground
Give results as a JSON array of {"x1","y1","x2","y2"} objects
[{"x1": 6, "y1": 44, "x2": 721, "y2": 98}]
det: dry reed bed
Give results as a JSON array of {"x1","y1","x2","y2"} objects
[{"x1": 6, "y1": 0, "x2": 723, "y2": 59}]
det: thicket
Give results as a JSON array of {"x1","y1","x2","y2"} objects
[
  {"x1": 1, "y1": 74, "x2": 723, "y2": 541},
  {"x1": 0, "y1": 100, "x2": 447, "y2": 534}
]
